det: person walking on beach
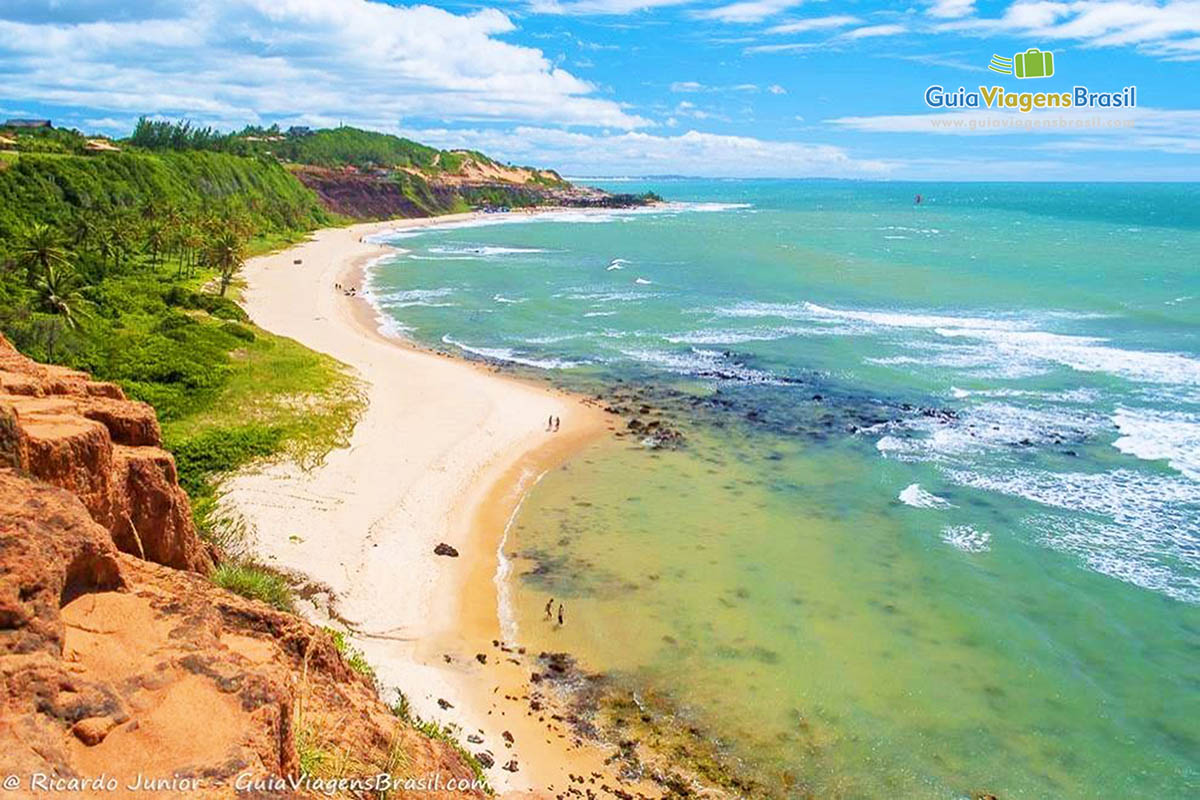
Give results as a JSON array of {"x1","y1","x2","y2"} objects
[
  {"x1": 557, "y1": 603, "x2": 564, "y2": 626},
  {"x1": 544, "y1": 597, "x2": 554, "y2": 619},
  {"x1": 547, "y1": 414, "x2": 553, "y2": 431},
  {"x1": 553, "y1": 416, "x2": 560, "y2": 432}
]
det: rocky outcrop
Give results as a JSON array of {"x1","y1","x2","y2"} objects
[
  {"x1": 0, "y1": 334, "x2": 211, "y2": 573},
  {"x1": 0, "y1": 470, "x2": 486, "y2": 798}
]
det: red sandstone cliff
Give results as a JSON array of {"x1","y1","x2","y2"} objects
[
  {"x1": 0, "y1": 338, "x2": 487, "y2": 799},
  {"x1": 0, "y1": 334, "x2": 211, "y2": 573}
]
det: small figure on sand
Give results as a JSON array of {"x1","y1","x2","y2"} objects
[
  {"x1": 544, "y1": 597, "x2": 554, "y2": 619},
  {"x1": 547, "y1": 414, "x2": 554, "y2": 431},
  {"x1": 553, "y1": 416, "x2": 560, "y2": 432},
  {"x1": 557, "y1": 603, "x2": 565, "y2": 626}
]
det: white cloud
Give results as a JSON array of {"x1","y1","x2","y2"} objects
[
  {"x1": 938, "y1": 1, "x2": 1200, "y2": 59},
  {"x1": 826, "y1": 106, "x2": 1200, "y2": 154},
  {"x1": 396, "y1": 125, "x2": 897, "y2": 177},
  {"x1": 842, "y1": 23, "x2": 908, "y2": 39},
  {"x1": 0, "y1": 0, "x2": 649, "y2": 131},
  {"x1": 697, "y1": 0, "x2": 804, "y2": 24},
  {"x1": 765, "y1": 15, "x2": 862, "y2": 35},
  {"x1": 768, "y1": 84, "x2": 787, "y2": 94},
  {"x1": 670, "y1": 81, "x2": 761, "y2": 93},
  {"x1": 927, "y1": 0, "x2": 976, "y2": 19},
  {"x1": 528, "y1": 0, "x2": 695, "y2": 15}
]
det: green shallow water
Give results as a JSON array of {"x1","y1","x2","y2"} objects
[{"x1": 369, "y1": 181, "x2": 1200, "y2": 798}]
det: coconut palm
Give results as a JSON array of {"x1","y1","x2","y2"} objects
[
  {"x1": 15, "y1": 222, "x2": 69, "y2": 285},
  {"x1": 35, "y1": 263, "x2": 89, "y2": 330},
  {"x1": 145, "y1": 221, "x2": 167, "y2": 270},
  {"x1": 208, "y1": 229, "x2": 247, "y2": 297}
]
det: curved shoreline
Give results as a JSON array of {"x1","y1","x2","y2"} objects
[{"x1": 223, "y1": 213, "x2": 637, "y2": 795}]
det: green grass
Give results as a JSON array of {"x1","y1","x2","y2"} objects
[
  {"x1": 212, "y1": 562, "x2": 295, "y2": 611},
  {"x1": 390, "y1": 691, "x2": 492, "y2": 793},
  {"x1": 326, "y1": 628, "x2": 377, "y2": 682}
]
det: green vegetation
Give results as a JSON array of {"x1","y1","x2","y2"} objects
[
  {"x1": 390, "y1": 693, "x2": 491, "y2": 792},
  {"x1": 0, "y1": 141, "x2": 361, "y2": 560},
  {"x1": 212, "y1": 563, "x2": 295, "y2": 611},
  {"x1": 326, "y1": 628, "x2": 377, "y2": 682},
  {"x1": 131, "y1": 118, "x2": 449, "y2": 172}
]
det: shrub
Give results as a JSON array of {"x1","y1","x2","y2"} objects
[{"x1": 212, "y1": 563, "x2": 294, "y2": 611}]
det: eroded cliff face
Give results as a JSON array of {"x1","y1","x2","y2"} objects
[
  {"x1": 0, "y1": 338, "x2": 488, "y2": 798},
  {"x1": 0, "y1": 334, "x2": 212, "y2": 574}
]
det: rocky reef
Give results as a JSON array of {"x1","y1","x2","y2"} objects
[{"x1": 0, "y1": 337, "x2": 486, "y2": 798}]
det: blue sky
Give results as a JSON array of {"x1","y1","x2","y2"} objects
[{"x1": 2, "y1": 1, "x2": 1198, "y2": 179}]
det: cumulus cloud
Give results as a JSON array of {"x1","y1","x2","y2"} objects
[
  {"x1": 938, "y1": 1, "x2": 1200, "y2": 60},
  {"x1": 0, "y1": 0, "x2": 648, "y2": 130},
  {"x1": 926, "y1": 0, "x2": 976, "y2": 18},
  {"x1": 396, "y1": 125, "x2": 897, "y2": 177}
]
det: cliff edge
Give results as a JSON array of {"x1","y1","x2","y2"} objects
[{"x1": 0, "y1": 337, "x2": 487, "y2": 798}]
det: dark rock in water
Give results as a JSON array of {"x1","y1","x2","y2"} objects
[
  {"x1": 434, "y1": 542, "x2": 459, "y2": 557},
  {"x1": 437, "y1": 698, "x2": 453, "y2": 709},
  {"x1": 475, "y1": 653, "x2": 488, "y2": 664},
  {"x1": 467, "y1": 734, "x2": 484, "y2": 744},
  {"x1": 502, "y1": 759, "x2": 519, "y2": 772},
  {"x1": 502, "y1": 730, "x2": 514, "y2": 744},
  {"x1": 475, "y1": 751, "x2": 494, "y2": 768}
]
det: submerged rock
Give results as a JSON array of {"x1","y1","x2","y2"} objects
[{"x1": 434, "y1": 542, "x2": 459, "y2": 557}]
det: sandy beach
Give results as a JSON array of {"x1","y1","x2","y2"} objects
[{"x1": 220, "y1": 214, "x2": 645, "y2": 797}]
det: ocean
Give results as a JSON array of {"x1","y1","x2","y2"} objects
[{"x1": 367, "y1": 181, "x2": 1200, "y2": 798}]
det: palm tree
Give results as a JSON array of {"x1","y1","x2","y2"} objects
[
  {"x1": 208, "y1": 229, "x2": 247, "y2": 297},
  {"x1": 15, "y1": 223, "x2": 70, "y2": 285},
  {"x1": 145, "y1": 221, "x2": 167, "y2": 270},
  {"x1": 35, "y1": 263, "x2": 89, "y2": 330}
]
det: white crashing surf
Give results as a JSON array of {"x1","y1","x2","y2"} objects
[
  {"x1": 899, "y1": 484, "x2": 953, "y2": 509},
  {"x1": 941, "y1": 525, "x2": 991, "y2": 553},
  {"x1": 1111, "y1": 407, "x2": 1200, "y2": 481},
  {"x1": 441, "y1": 335, "x2": 581, "y2": 370}
]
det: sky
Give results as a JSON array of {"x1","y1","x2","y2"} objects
[{"x1": 1, "y1": 0, "x2": 1198, "y2": 179}]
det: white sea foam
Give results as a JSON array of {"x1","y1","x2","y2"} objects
[
  {"x1": 716, "y1": 300, "x2": 1200, "y2": 387},
  {"x1": 876, "y1": 402, "x2": 1106, "y2": 462},
  {"x1": 664, "y1": 327, "x2": 813, "y2": 345},
  {"x1": 378, "y1": 202, "x2": 747, "y2": 242},
  {"x1": 441, "y1": 335, "x2": 581, "y2": 369},
  {"x1": 1112, "y1": 407, "x2": 1200, "y2": 481},
  {"x1": 1023, "y1": 513, "x2": 1199, "y2": 604},
  {"x1": 934, "y1": 327, "x2": 1200, "y2": 386},
  {"x1": 493, "y1": 294, "x2": 526, "y2": 304},
  {"x1": 495, "y1": 466, "x2": 549, "y2": 643},
  {"x1": 563, "y1": 290, "x2": 654, "y2": 303},
  {"x1": 620, "y1": 347, "x2": 783, "y2": 384},
  {"x1": 583, "y1": 310, "x2": 618, "y2": 317},
  {"x1": 899, "y1": 484, "x2": 954, "y2": 509},
  {"x1": 634, "y1": 277, "x2": 653, "y2": 285},
  {"x1": 941, "y1": 525, "x2": 991, "y2": 553},
  {"x1": 372, "y1": 287, "x2": 458, "y2": 308},
  {"x1": 429, "y1": 245, "x2": 547, "y2": 256}
]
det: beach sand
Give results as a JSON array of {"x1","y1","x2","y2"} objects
[{"x1": 221, "y1": 215, "x2": 646, "y2": 797}]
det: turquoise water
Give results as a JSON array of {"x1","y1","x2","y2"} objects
[{"x1": 370, "y1": 182, "x2": 1200, "y2": 798}]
